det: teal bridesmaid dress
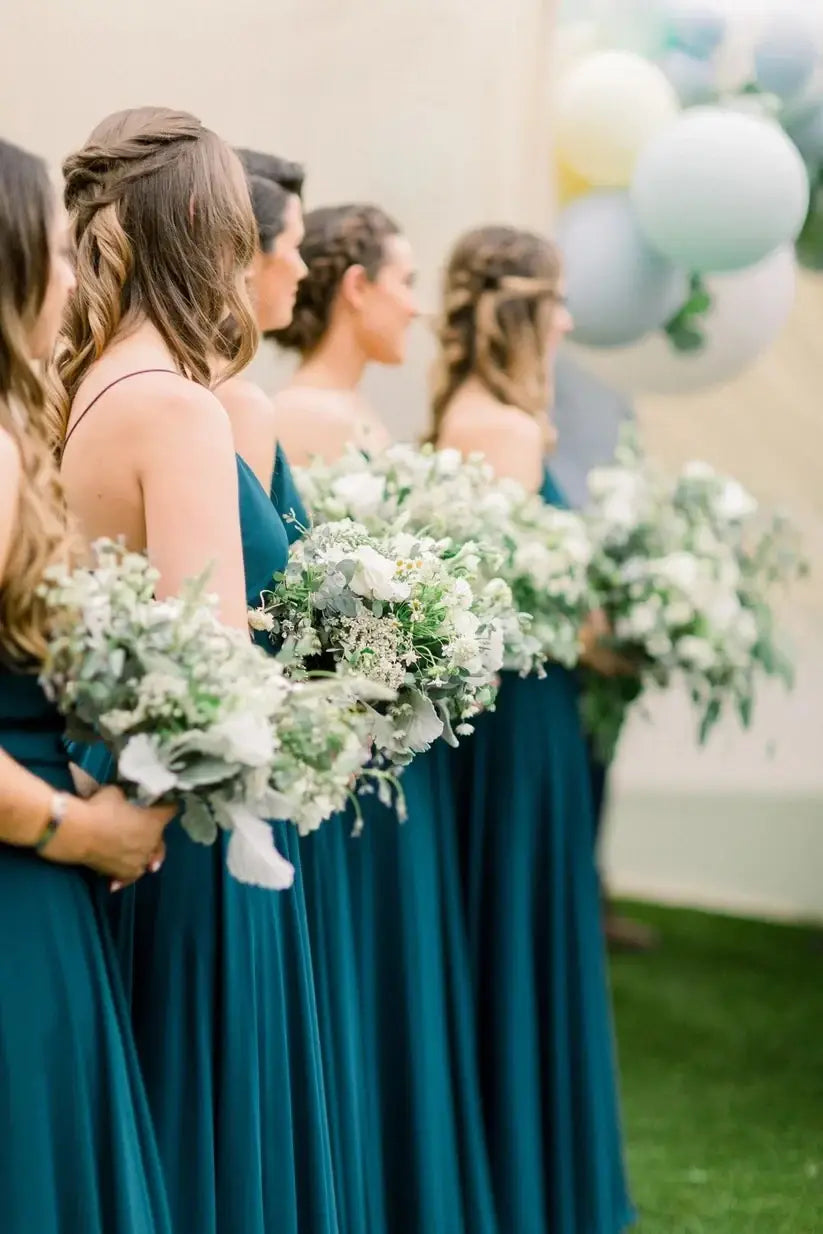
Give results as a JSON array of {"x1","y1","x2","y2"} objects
[
  {"x1": 0, "y1": 668, "x2": 171, "y2": 1234},
  {"x1": 447, "y1": 468, "x2": 634, "y2": 1234},
  {"x1": 347, "y1": 743, "x2": 500, "y2": 1234},
  {"x1": 275, "y1": 444, "x2": 498, "y2": 1234},
  {"x1": 272, "y1": 443, "x2": 387, "y2": 1234},
  {"x1": 106, "y1": 457, "x2": 339, "y2": 1234}
]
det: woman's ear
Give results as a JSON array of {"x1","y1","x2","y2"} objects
[{"x1": 338, "y1": 263, "x2": 369, "y2": 311}]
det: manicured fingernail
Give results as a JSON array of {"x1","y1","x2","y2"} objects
[
  {"x1": 149, "y1": 859, "x2": 163, "y2": 874},
  {"x1": 110, "y1": 881, "x2": 122, "y2": 893}
]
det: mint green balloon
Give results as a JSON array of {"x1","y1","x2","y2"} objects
[{"x1": 631, "y1": 107, "x2": 810, "y2": 272}]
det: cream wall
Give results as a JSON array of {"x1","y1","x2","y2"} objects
[{"x1": 3, "y1": 1, "x2": 820, "y2": 917}]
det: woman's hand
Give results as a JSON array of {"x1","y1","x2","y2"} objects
[
  {"x1": 579, "y1": 610, "x2": 637, "y2": 678},
  {"x1": 41, "y1": 786, "x2": 174, "y2": 885}
]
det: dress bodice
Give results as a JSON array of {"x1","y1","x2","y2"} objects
[
  {"x1": 237, "y1": 453, "x2": 289, "y2": 601},
  {"x1": 0, "y1": 665, "x2": 72, "y2": 790},
  {"x1": 539, "y1": 465, "x2": 569, "y2": 511},
  {"x1": 270, "y1": 443, "x2": 310, "y2": 547}
]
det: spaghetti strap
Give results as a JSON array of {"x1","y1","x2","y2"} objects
[{"x1": 61, "y1": 368, "x2": 179, "y2": 455}]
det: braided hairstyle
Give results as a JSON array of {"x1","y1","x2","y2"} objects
[
  {"x1": 270, "y1": 203, "x2": 400, "y2": 354},
  {"x1": 0, "y1": 139, "x2": 75, "y2": 664},
  {"x1": 49, "y1": 106, "x2": 258, "y2": 452},
  {"x1": 236, "y1": 148, "x2": 305, "y2": 253},
  {"x1": 427, "y1": 225, "x2": 562, "y2": 445}
]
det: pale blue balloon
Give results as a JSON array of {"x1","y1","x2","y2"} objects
[
  {"x1": 659, "y1": 49, "x2": 716, "y2": 105},
  {"x1": 663, "y1": 1, "x2": 726, "y2": 60},
  {"x1": 783, "y1": 97, "x2": 823, "y2": 165},
  {"x1": 632, "y1": 107, "x2": 810, "y2": 272},
  {"x1": 556, "y1": 191, "x2": 688, "y2": 348},
  {"x1": 754, "y1": 17, "x2": 818, "y2": 99}
]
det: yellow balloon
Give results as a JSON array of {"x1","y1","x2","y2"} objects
[
  {"x1": 556, "y1": 50, "x2": 679, "y2": 188},
  {"x1": 555, "y1": 157, "x2": 592, "y2": 206}
]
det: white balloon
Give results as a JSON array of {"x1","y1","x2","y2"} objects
[
  {"x1": 556, "y1": 51, "x2": 680, "y2": 187},
  {"x1": 565, "y1": 245, "x2": 797, "y2": 396},
  {"x1": 554, "y1": 20, "x2": 602, "y2": 80}
]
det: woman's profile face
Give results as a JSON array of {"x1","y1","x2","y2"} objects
[
  {"x1": 251, "y1": 194, "x2": 307, "y2": 332},
  {"x1": 29, "y1": 202, "x2": 75, "y2": 360},
  {"x1": 356, "y1": 234, "x2": 419, "y2": 366}
]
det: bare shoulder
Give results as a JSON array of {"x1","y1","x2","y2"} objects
[
  {"x1": 272, "y1": 388, "x2": 358, "y2": 465},
  {"x1": 217, "y1": 375, "x2": 275, "y2": 424},
  {"x1": 216, "y1": 376, "x2": 278, "y2": 489},
  {"x1": 439, "y1": 401, "x2": 543, "y2": 490},
  {"x1": 133, "y1": 376, "x2": 233, "y2": 441},
  {"x1": 271, "y1": 386, "x2": 352, "y2": 426}
]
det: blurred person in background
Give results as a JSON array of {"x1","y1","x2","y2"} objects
[
  {"x1": 270, "y1": 204, "x2": 500, "y2": 1234},
  {"x1": 553, "y1": 352, "x2": 659, "y2": 952},
  {"x1": 429, "y1": 225, "x2": 634, "y2": 1234}
]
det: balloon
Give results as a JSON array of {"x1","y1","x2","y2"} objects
[
  {"x1": 658, "y1": 49, "x2": 717, "y2": 105},
  {"x1": 663, "y1": 1, "x2": 727, "y2": 59},
  {"x1": 565, "y1": 245, "x2": 797, "y2": 396},
  {"x1": 555, "y1": 157, "x2": 592, "y2": 206},
  {"x1": 555, "y1": 51, "x2": 680, "y2": 188},
  {"x1": 631, "y1": 107, "x2": 810, "y2": 272},
  {"x1": 754, "y1": 15, "x2": 819, "y2": 99},
  {"x1": 556, "y1": 191, "x2": 688, "y2": 348},
  {"x1": 554, "y1": 20, "x2": 602, "y2": 80},
  {"x1": 783, "y1": 96, "x2": 823, "y2": 165}
]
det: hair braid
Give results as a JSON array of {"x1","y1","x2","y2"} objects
[
  {"x1": 269, "y1": 203, "x2": 400, "y2": 352},
  {"x1": 48, "y1": 106, "x2": 258, "y2": 455},
  {"x1": 427, "y1": 225, "x2": 562, "y2": 445}
]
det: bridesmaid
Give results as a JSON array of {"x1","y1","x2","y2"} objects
[
  {"x1": 270, "y1": 204, "x2": 499, "y2": 1234},
  {"x1": 429, "y1": 225, "x2": 634, "y2": 1234},
  {"x1": 0, "y1": 135, "x2": 173, "y2": 1234},
  {"x1": 217, "y1": 152, "x2": 388, "y2": 1234},
  {"x1": 53, "y1": 108, "x2": 338, "y2": 1234}
]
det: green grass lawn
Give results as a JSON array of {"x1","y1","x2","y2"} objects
[{"x1": 611, "y1": 903, "x2": 823, "y2": 1234}]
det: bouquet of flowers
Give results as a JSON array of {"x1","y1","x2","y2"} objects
[
  {"x1": 255, "y1": 517, "x2": 509, "y2": 767},
  {"x1": 39, "y1": 542, "x2": 379, "y2": 887},
  {"x1": 296, "y1": 443, "x2": 594, "y2": 673},
  {"x1": 582, "y1": 440, "x2": 805, "y2": 760}
]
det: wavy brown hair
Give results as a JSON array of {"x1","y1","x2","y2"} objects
[
  {"x1": 0, "y1": 139, "x2": 74, "y2": 665},
  {"x1": 269, "y1": 203, "x2": 400, "y2": 352},
  {"x1": 50, "y1": 106, "x2": 258, "y2": 452},
  {"x1": 427, "y1": 225, "x2": 562, "y2": 445}
]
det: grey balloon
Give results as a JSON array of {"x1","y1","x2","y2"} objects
[{"x1": 556, "y1": 190, "x2": 688, "y2": 349}]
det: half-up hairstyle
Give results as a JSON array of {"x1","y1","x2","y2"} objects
[
  {"x1": 270, "y1": 203, "x2": 400, "y2": 353},
  {"x1": 50, "y1": 106, "x2": 258, "y2": 452},
  {"x1": 427, "y1": 225, "x2": 562, "y2": 445},
  {"x1": 0, "y1": 138, "x2": 74, "y2": 664},
  {"x1": 236, "y1": 149, "x2": 305, "y2": 253}
]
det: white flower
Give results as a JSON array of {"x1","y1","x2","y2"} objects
[
  {"x1": 331, "y1": 472, "x2": 385, "y2": 520},
  {"x1": 392, "y1": 531, "x2": 421, "y2": 560},
  {"x1": 212, "y1": 712, "x2": 274, "y2": 766},
  {"x1": 656, "y1": 552, "x2": 701, "y2": 592},
  {"x1": 677, "y1": 636, "x2": 717, "y2": 671},
  {"x1": 716, "y1": 479, "x2": 757, "y2": 523},
  {"x1": 349, "y1": 545, "x2": 411, "y2": 603}
]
